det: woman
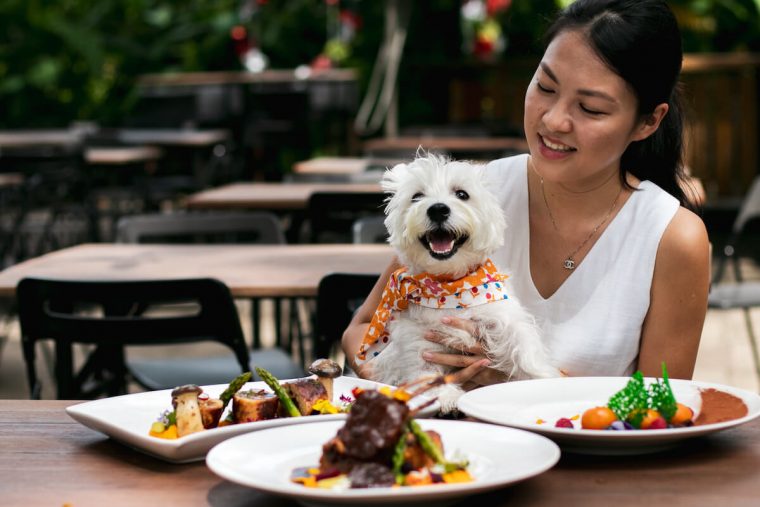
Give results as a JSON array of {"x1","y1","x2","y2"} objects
[{"x1": 342, "y1": 0, "x2": 710, "y2": 386}]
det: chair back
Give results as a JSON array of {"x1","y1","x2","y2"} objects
[
  {"x1": 17, "y1": 277, "x2": 249, "y2": 399},
  {"x1": 714, "y1": 176, "x2": 760, "y2": 283},
  {"x1": 352, "y1": 215, "x2": 388, "y2": 244},
  {"x1": 116, "y1": 211, "x2": 285, "y2": 244},
  {"x1": 307, "y1": 191, "x2": 387, "y2": 243},
  {"x1": 313, "y1": 273, "x2": 379, "y2": 360}
]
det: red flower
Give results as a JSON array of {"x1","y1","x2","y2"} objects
[{"x1": 486, "y1": 0, "x2": 511, "y2": 16}]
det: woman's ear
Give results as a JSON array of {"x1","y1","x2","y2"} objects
[{"x1": 631, "y1": 103, "x2": 669, "y2": 142}]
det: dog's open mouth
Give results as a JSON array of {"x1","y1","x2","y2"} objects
[{"x1": 419, "y1": 229, "x2": 468, "y2": 260}]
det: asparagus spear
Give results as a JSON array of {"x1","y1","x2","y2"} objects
[
  {"x1": 255, "y1": 367, "x2": 301, "y2": 417},
  {"x1": 408, "y1": 420, "x2": 468, "y2": 473},
  {"x1": 391, "y1": 425, "x2": 409, "y2": 485},
  {"x1": 219, "y1": 371, "x2": 252, "y2": 412}
]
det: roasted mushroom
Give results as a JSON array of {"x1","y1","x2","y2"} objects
[
  {"x1": 308, "y1": 358, "x2": 342, "y2": 402},
  {"x1": 171, "y1": 385, "x2": 205, "y2": 437}
]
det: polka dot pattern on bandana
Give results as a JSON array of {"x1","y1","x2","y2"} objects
[{"x1": 356, "y1": 259, "x2": 509, "y2": 363}]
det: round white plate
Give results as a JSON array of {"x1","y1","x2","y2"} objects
[
  {"x1": 457, "y1": 377, "x2": 760, "y2": 455},
  {"x1": 206, "y1": 419, "x2": 560, "y2": 506},
  {"x1": 66, "y1": 376, "x2": 437, "y2": 463}
]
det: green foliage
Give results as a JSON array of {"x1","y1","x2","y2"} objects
[{"x1": 0, "y1": 0, "x2": 758, "y2": 129}]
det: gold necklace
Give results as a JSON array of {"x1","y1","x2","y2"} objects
[{"x1": 540, "y1": 177, "x2": 624, "y2": 270}]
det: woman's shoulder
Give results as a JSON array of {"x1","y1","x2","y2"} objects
[{"x1": 657, "y1": 206, "x2": 710, "y2": 269}]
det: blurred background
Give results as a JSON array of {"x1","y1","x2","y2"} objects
[{"x1": 2, "y1": 0, "x2": 759, "y2": 186}]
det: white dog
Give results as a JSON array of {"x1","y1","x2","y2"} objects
[{"x1": 357, "y1": 154, "x2": 559, "y2": 412}]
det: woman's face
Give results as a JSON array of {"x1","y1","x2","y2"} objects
[{"x1": 524, "y1": 30, "x2": 652, "y2": 189}]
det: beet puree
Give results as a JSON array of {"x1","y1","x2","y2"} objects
[{"x1": 693, "y1": 388, "x2": 748, "y2": 425}]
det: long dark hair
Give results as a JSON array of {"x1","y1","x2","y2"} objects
[{"x1": 545, "y1": 0, "x2": 695, "y2": 210}]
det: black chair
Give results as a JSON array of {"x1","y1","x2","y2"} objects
[
  {"x1": 306, "y1": 191, "x2": 387, "y2": 243},
  {"x1": 115, "y1": 210, "x2": 304, "y2": 366},
  {"x1": 352, "y1": 215, "x2": 388, "y2": 244},
  {"x1": 708, "y1": 175, "x2": 760, "y2": 383},
  {"x1": 313, "y1": 273, "x2": 380, "y2": 364},
  {"x1": 0, "y1": 142, "x2": 94, "y2": 265},
  {"x1": 17, "y1": 277, "x2": 303, "y2": 399},
  {"x1": 116, "y1": 210, "x2": 285, "y2": 245}
]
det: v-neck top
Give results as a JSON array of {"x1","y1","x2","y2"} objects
[{"x1": 484, "y1": 154, "x2": 679, "y2": 376}]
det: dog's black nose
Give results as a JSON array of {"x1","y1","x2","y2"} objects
[{"x1": 427, "y1": 203, "x2": 450, "y2": 223}]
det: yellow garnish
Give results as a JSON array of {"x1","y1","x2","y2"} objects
[
  {"x1": 392, "y1": 389, "x2": 412, "y2": 402},
  {"x1": 149, "y1": 424, "x2": 178, "y2": 440},
  {"x1": 316, "y1": 475, "x2": 348, "y2": 489},
  {"x1": 404, "y1": 470, "x2": 433, "y2": 486},
  {"x1": 379, "y1": 386, "x2": 393, "y2": 397},
  {"x1": 536, "y1": 418, "x2": 545, "y2": 424},
  {"x1": 294, "y1": 476, "x2": 318, "y2": 488},
  {"x1": 570, "y1": 414, "x2": 580, "y2": 421},
  {"x1": 312, "y1": 399, "x2": 340, "y2": 414},
  {"x1": 442, "y1": 470, "x2": 473, "y2": 483}
]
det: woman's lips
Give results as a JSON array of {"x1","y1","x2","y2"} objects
[{"x1": 538, "y1": 134, "x2": 576, "y2": 160}]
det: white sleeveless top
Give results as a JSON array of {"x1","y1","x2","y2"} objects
[{"x1": 485, "y1": 154, "x2": 679, "y2": 376}]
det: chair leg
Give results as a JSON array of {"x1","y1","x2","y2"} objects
[
  {"x1": 251, "y1": 298, "x2": 261, "y2": 349},
  {"x1": 21, "y1": 338, "x2": 41, "y2": 400},
  {"x1": 742, "y1": 308, "x2": 760, "y2": 384}
]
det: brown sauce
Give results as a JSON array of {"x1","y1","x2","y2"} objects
[{"x1": 693, "y1": 388, "x2": 748, "y2": 426}]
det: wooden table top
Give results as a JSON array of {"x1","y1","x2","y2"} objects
[
  {"x1": 363, "y1": 136, "x2": 529, "y2": 155},
  {"x1": 2, "y1": 399, "x2": 759, "y2": 507},
  {"x1": 185, "y1": 182, "x2": 383, "y2": 211},
  {"x1": 138, "y1": 68, "x2": 358, "y2": 87},
  {"x1": 0, "y1": 130, "x2": 83, "y2": 148},
  {"x1": 292, "y1": 157, "x2": 403, "y2": 176},
  {"x1": 85, "y1": 146, "x2": 163, "y2": 165},
  {"x1": 0, "y1": 243, "x2": 390, "y2": 298}
]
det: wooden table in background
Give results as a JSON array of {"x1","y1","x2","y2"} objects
[
  {"x1": 2, "y1": 399, "x2": 759, "y2": 506},
  {"x1": 363, "y1": 136, "x2": 529, "y2": 159},
  {"x1": 185, "y1": 182, "x2": 383, "y2": 211},
  {"x1": 0, "y1": 243, "x2": 391, "y2": 299}
]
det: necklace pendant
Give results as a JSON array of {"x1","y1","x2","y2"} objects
[{"x1": 563, "y1": 258, "x2": 576, "y2": 270}]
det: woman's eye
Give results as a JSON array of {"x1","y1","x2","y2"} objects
[
  {"x1": 454, "y1": 190, "x2": 469, "y2": 201},
  {"x1": 580, "y1": 104, "x2": 604, "y2": 115},
  {"x1": 411, "y1": 192, "x2": 424, "y2": 202},
  {"x1": 536, "y1": 81, "x2": 554, "y2": 93}
]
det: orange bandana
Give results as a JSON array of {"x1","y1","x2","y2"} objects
[{"x1": 356, "y1": 259, "x2": 509, "y2": 364}]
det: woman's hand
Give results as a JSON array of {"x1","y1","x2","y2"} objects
[{"x1": 422, "y1": 316, "x2": 508, "y2": 390}]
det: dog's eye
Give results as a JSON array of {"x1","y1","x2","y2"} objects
[
  {"x1": 411, "y1": 192, "x2": 424, "y2": 202},
  {"x1": 454, "y1": 189, "x2": 469, "y2": 201}
]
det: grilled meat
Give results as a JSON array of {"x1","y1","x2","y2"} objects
[
  {"x1": 232, "y1": 389, "x2": 280, "y2": 423},
  {"x1": 283, "y1": 378, "x2": 328, "y2": 415},
  {"x1": 199, "y1": 397, "x2": 224, "y2": 429}
]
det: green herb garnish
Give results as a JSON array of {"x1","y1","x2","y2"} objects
[{"x1": 607, "y1": 363, "x2": 678, "y2": 427}]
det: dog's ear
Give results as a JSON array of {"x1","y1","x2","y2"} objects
[{"x1": 381, "y1": 162, "x2": 408, "y2": 194}]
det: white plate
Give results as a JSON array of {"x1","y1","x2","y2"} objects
[
  {"x1": 206, "y1": 419, "x2": 560, "y2": 506},
  {"x1": 457, "y1": 377, "x2": 760, "y2": 455},
  {"x1": 66, "y1": 376, "x2": 436, "y2": 463}
]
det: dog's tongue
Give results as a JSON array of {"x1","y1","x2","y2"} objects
[{"x1": 429, "y1": 231, "x2": 455, "y2": 254}]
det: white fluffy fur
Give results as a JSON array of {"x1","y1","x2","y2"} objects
[{"x1": 367, "y1": 154, "x2": 560, "y2": 412}]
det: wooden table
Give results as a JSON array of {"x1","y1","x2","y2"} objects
[
  {"x1": 85, "y1": 146, "x2": 163, "y2": 165},
  {"x1": 185, "y1": 182, "x2": 383, "y2": 211},
  {"x1": 292, "y1": 157, "x2": 403, "y2": 178},
  {"x1": 0, "y1": 243, "x2": 391, "y2": 298},
  {"x1": 363, "y1": 136, "x2": 529, "y2": 158},
  {"x1": 3, "y1": 399, "x2": 759, "y2": 506}
]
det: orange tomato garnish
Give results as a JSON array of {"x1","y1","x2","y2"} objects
[
  {"x1": 581, "y1": 406, "x2": 618, "y2": 429},
  {"x1": 669, "y1": 403, "x2": 694, "y2": 426},
  {"x1": 638, "y1": 409, "x2": 665, "y2": 429}
]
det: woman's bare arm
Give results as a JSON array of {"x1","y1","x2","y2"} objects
[
  {"x1": 341, "y1": 258, "x2": 401, "y2": 376},
  {"x1": 638, "y1": 207, "x2": 710, "y2": 379}
]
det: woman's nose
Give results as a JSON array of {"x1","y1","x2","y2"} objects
[{"x1": 542, "y1": 103, "x2": 572, "y2": 133}]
